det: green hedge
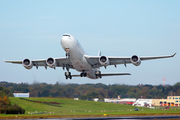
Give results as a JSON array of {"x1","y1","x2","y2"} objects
[{"x1": 0, "y1": 104, "x2": 25, "y2": 114}]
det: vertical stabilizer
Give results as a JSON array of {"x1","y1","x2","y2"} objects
[
  {"x1": 98, "y1": 51, "x2": 101, "y2": 56},
  {"x1": 97, "y1": 51, "x2": 101, "y2": 71}
]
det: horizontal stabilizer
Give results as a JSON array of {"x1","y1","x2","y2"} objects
[
  {"x1": 71, "y1": 73, "x2": 131, "y2": 78},
  {"x1": 101, "y1": 73, "x2": 131, "y2": 76},
  {"x1": 71, "y1": 75, "x2": 81, "y2": 77}
]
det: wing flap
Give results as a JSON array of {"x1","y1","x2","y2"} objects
[{"x1": 84, "y1": 55, "x2": 131, "y2": 68}]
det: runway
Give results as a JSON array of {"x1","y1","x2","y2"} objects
[
  {"x1": 59, "y1": 115, "x2": 180, "y2": 120},
  {"x1": 11, "y1": 115, "x2": 177, "y2": 120},
  {"x1": 4, "y1": 115, "x2": 180, "y2": 120}
]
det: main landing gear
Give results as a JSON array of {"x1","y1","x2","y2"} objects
[
  {"x1": 95, "y1": 71, "x2": 102, "y2": 78},
  {"x1": 65, "y1": 72, "x2": 72, "y2": 79},
  {"x1": 64, "y1": 52, "x2": 71, "y2": 79},
  {"x1": 80, "y1": 71, "x2": 87, "y2": 77}
]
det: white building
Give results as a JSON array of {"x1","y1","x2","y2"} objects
[
  {"x1": 93, "y1": 98, "x2": 99, "y2": 102},
  {"x1": 74, "y1": 98, "x2": 79, "y2": 100},
  {"x1": 132, "y1": 99, "x2": 152, "y2": 107},
  {"x1": 13, "y1": 93, "x2": 30, "y2": 97},
  {"x1": 104, "y1": 98, "x2": 136, "y2": 104}
]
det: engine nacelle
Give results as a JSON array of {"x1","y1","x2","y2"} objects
[
  {"x1": 130, "y1": 55, "x2": 141, "y2": 66},
  {"x1": 99, "y1": 56, "x2": 109, "y2": 66},
  {"x1": 23, "y1": 59, "x2": 33, "y2": 69},
  {"x1": 46, "y1": 57, "x2": 56, "y2": 68}
]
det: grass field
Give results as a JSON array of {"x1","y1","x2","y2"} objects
[{"x1": 1, "y1": 97, "x2": 180, "y2": 119}]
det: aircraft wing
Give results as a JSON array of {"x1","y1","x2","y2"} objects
[
  {"x1": 4, "y1": 57, "x2": 74, "y2": 69},
  {"x1": 84, "y1": 53, "x2": 176, "y2": 68}
]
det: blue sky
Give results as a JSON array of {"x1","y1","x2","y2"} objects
[{"x1": 0, "y1": 0, "x2": 179, "y2": 85}]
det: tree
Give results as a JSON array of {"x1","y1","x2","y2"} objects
[
  {"x1": 0, "y1": 86, "x2": 14, "y2": 97},
  {"x1": 86, "y1": 91, "x2": 99, "y2": 100}
]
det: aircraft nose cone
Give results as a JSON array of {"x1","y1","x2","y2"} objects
[
  {"x1": 61, "y1": 36, "x2": 70, "y2": 51},
  {"x1": 61, "y1": 36, "x2": 68, "y2": 44},
  {"x1": 61, "y1": 37, "x2": 66, "y2": 46},
  {"x1": 61, "y1": 36, "x2": 65, "y2": 42}
]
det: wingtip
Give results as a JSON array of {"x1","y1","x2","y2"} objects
[
  {"x1": 172, "y1": 52, "x2": 177, "y2": 57},
  {"x1": 3, "y1": 58, "x2": 9, "y2": 63}
]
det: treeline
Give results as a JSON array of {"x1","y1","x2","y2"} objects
[
  {"x1": 0, "y1": 86, "x2": 14, "y2": 97},
  {"x1": 0, "y1": 86, "x2": 25, "y2": 114},
  {"x1": 1, "y1": 81, "x2": 180, "y2": 100}
]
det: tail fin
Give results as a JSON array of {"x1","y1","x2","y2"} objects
[
  {"x1": 98, "y1": 51, "x2": 101, "y2": 56},
  {"x1": 97, "y1": 51, "x2": 101, "y2": 71}
]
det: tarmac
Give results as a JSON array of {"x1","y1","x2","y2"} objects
[{"x1": 60, "y1": 115, "x2": 180, "y2": 120}]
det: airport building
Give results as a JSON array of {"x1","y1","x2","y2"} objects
[
  {"x1": 133, "y1": 99, "x2": 152, "y2": 107},
  {"x1": 152, "y1": 96, "x2": 180, "y2": 106},
  {"x1": 104, "y1": 96, "x2": 180, "y2": 107},
  {"x1": 13, "y1": 93, "x2": 30, "y2": 97},
  {"x1": 104, "y1": 98, "x2": 136, "y2": 105}
]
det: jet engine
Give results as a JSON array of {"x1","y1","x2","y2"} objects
[
  {"x1": 99, "y1": 56, "x2": 109, "y2": 66},
  {"x1": 23, "y1": 59, "x2": 33, "y2": 69},
  {"x1": 46, "y1": 57, "x2": 56, "y2": 68},
  {"x1": 130, "y1": 55, "x2": 141, "y2": 66}
]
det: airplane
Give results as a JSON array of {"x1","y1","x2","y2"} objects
[{"x1": 5, "y1": 33, "x2": 176, "y2": 79}]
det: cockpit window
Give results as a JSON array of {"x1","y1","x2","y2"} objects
[{"x1": 63, "y1": 35, "x2": 71, "y2": 37}]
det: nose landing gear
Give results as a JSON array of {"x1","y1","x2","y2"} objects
[
  {"x1": 64, "y1": 63, "x2": 72, "y2": 79},
  {"x1": 95, "y1": 71, "x2": 102, "y2": 78},
  {"x1": 65, "y1": 72, "x2": 72, "y2": 79},
  {"x1": 66, "y1": 53, "x2": 70, "y2": 58}
]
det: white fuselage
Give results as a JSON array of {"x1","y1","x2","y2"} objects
[{"x1": 61, "y1": 34, "x2": 97, "y2": 79}]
